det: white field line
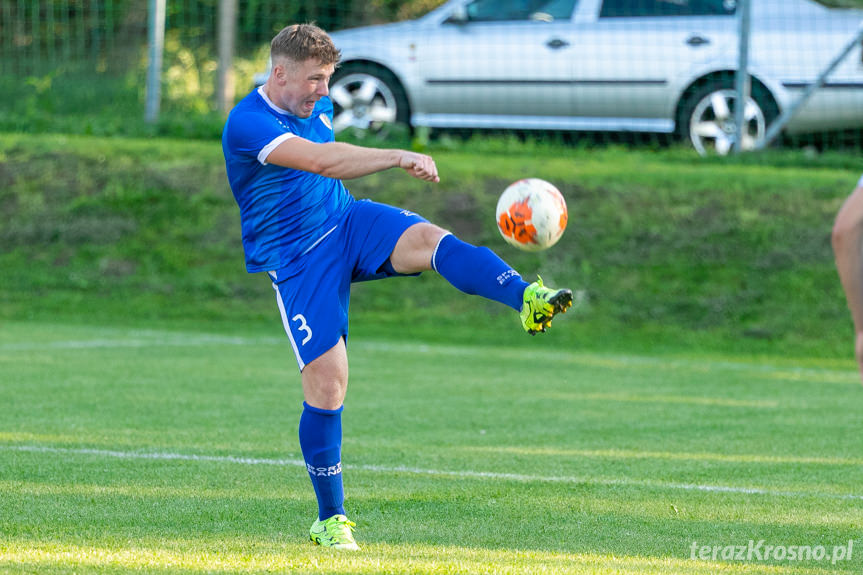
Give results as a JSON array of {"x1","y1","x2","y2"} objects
[
  {"x1": 4, "y1": 444, "x2": 862, "y2": 502},
  {"x1": 0, "y1": 332, "x2": 857, "y2": 382},
  {"x1": 0, "y1": 335, "x2": 284, "y2": 350}
]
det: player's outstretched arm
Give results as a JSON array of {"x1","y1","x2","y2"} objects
[
  {"x1": 832, "y1": 176, "x2": 863, "y2": 384},
  {"x1": 265, "y1": 137, "x2": 439, "y2": 182}
]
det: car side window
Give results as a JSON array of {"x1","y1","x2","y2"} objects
[
  {"x1": 465, "y1": 0, "x2": 578, "y2": 22},
  {"x1": 599, "y1": 0, "x2": 736, "y2": 18}
]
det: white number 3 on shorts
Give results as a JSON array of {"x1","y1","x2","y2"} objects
[{"x1": 292, "y1": 314, "x2": 313, "y2": 345}]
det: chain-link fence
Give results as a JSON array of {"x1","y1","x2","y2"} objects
[
  {"x1": 2, "y1": 0, "x2": 862, "y2": 153},
  {"x1": 0, "y1": 0, "x2": 378, "y2": 136}
]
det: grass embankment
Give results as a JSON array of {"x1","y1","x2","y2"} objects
[{"x1": 0, "y1": 133, "x2": 860, "y2": 361}]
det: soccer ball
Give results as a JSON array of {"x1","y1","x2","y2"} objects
[{"x1": 496, "y1": 178, "x2": 568, "y2": 251}]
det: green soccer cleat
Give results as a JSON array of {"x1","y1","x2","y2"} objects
[
  {"x1": 309, "y1": 514, "x2": 360, "y2": 551},
  {"x1": 520, "y1": 276, "x2": 573, "y2": 335}
]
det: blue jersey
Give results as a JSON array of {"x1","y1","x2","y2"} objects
[{"x1": 222, "y1": 87, "x2": 355, "y2": 273}]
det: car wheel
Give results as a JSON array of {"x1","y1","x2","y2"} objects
[
  {"x1": 678, "y1": 79, "x2": 778, "y2": 156},
  {"x1": 328, "y1": 65, "x2": 409, "y2": 138}
]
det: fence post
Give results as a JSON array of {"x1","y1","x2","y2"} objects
[
  {"x1": 145, "y1": 0, "x2": 166, "y2": 124},
  {"x1": 734, "y1": 0, "x2": 751, "y2": 154},
  {"x1": 217, "y1": 0, "x2": 237, "y2": 115}
]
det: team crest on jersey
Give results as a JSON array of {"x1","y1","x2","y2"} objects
[{"x1": 319, "y1": 114, "x2": 332, "y2": 131}]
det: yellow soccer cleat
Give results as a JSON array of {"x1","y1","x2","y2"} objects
[
  {"x1": 520, "y1": 276, "x2": 573, "y2": 335},
  {"x1": 309, "y1": 514, "x2": 360, "y2": 551}
]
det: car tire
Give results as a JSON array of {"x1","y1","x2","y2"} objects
[
  {"x1": 328, "y1": 64, "x2": 409, "y2": 138},
  {"x1": 677, "y1": 77, "x2": 778, "y2": 156}
]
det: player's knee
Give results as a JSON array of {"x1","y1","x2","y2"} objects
[
  {"x1": 302, "y1": 346, "x2": 348, "y2": 409},
  {"x1": 419, "y1": 223, "x2": 449, "y2": 249},
  {"x1": 391, "y1": 223, "x2": 449, "y2": 274},
  {"x1": 303, "y1": 376, "x2": 346, "y2": 410}
]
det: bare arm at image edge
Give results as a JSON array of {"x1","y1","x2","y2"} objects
[
  {"x1": 265, "y1": 137, "x2": 440, "y2": 183},
  {"x1": 832, "y1": 173, "x2": 863, "y2": 384}
]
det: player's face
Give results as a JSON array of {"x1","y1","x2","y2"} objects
[{"x1": 270, "y1": 57, "x2": 334, "y2": 118}]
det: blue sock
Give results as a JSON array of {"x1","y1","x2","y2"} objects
[
  {"x1": 432, "y1": 234, "x2": 529, "y2": 311},
  {"x1": 298, "y1": 402, "x2": 346, "y2": 520}
]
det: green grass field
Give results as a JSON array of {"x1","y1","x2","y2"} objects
[
  {"x1": 2, "y1": 132, "x2": 863, "y2": 573},
  {"x1": 2, "y1": 319, "x2": 861, "y2": 574}
]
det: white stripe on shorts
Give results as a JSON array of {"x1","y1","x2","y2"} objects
[{"x1": 270, "y1": 274, "x2": 305, "y2": 371}]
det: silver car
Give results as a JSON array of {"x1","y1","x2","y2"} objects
[{"x1": 321, "y1": 0, "x2": 863, "y2": 154}]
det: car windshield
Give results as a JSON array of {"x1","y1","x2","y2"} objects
[
  {"x1": 599, "y1": 0, "x2": 737, "y2": 18},
  {"x1": 465, "y1": 0, "x2": 578, "y2": 22}
]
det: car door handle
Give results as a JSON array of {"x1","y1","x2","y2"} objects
[
  {"x1": 546, "y1": 38, "x2": 570, "y2": 49},
  {"x1": 686, "y1": 35, "x2": 710, "y2": 47}
]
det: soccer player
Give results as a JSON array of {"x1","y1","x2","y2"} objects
[
  {"x1": 221, "y1": 23, "x2": 573, "y2": 551},
  {"x1": 832, "y1": 173, "x2": 863, "y2": 385}
]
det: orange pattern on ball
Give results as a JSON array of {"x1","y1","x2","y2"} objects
[{"x1": 498, "y1": 199, "x2": 538, "y2": 245}]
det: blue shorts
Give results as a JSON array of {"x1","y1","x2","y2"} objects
[{"x1": 268, "y1": 200, "x2": 427, "y2": 371}]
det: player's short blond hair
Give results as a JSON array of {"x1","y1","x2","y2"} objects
[{"x1": 270, "y1": 23, "x2": 341, "y2": 66}]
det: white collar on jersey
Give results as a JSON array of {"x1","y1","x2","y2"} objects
[{"x1": 257, "y1": 86, "x2": 293, "y2": 116}]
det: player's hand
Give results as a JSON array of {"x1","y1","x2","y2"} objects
[{"x1": 399, "y1": 151, "x2": 439, "y2": 183}]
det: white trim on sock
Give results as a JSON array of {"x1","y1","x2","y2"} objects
[{"x1": 430, "y1": 232, "x2": 453, "y2": 272}]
